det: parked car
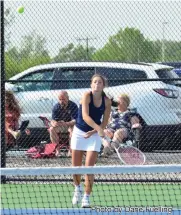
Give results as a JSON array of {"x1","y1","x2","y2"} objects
[
  {"x1": 173, "y1": 68, "x2": 181, "y2": 77},
  {"x1": 158, "y1": 62, "x2": 181, "y2": 77},
  {"x1": 5, "y1": 62, "x2": 181, "y2": 151},
  {"x1": 158, "y1": 62, "x2": 181, "y2": 68}
]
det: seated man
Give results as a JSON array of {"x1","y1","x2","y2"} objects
[
  {"x1": 50, "y1": 91, "x2": 78, "y2": 156},
  {"x1": 103, "y1": 94, "x2": 142, "y2": 156}
]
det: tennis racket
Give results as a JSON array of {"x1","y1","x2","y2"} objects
[{"x1": 102, "y1": 136, "x2": 146, "y2": 165}]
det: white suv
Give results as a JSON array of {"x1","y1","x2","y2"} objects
[{"x1": 6, "y1": 62, "x2": 181, "y2": 151}]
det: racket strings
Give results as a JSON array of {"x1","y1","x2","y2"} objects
[{"x1": 118, "y1": 147, "x2": 145, "y2": 165}]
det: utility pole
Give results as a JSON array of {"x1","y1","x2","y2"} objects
[
  {"x1": 161, "y1": 21, "x2": 169, "y2": 62},
  {"x1": 76, "y1": 37, "x2": 96, "y2": 60}
]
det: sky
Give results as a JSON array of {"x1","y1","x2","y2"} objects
[{"x1": 4, "y1": 0, "x2": 181, "y2": 57}]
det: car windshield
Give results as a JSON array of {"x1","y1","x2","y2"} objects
[{"x1": 155, "y1": 69, "x2": 181, "y2": 86}]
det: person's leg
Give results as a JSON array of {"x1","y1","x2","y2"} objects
[
  {"x1": 72, "y1": 150, "x2": 84, "y2": 185},
  {"x1": 84, "y1": 151, "x2": 98, "y2": 194},
  {"x1": 72, "y1": 150, "x2": 84, "y2": 205},
  {"x1": 49, "y1": 126, "x2": 60, "y2": 144},
  {"x1": 7, "y1": 127, "x2": 21, "y2": 140},
  {"x1": 82, "y1": 151, "x2": 98, "y2": 207},
  {"x1": 102, "y1": 129, "x2": 114, "y2": 156},
  {"x1": 67, "y1": 127, "x2": 73, "y2": 157},
  {"x1": 104, "y1": 128, "x2": 114, "y2": 139},
  {"x1": 103, "y1": 128, "x2": 128, "y2": 157},
  {"x1": 112, "y1": 128, "x2": 128, "y2": 147},
  {"x1": 5, "y1": 122, "x2": 14, "y2": 146},
  {"x1": 50, "y1": 126, "x2": 63, "y2": 156}
]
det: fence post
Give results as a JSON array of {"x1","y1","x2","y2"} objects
[{"x1": 1, "y1": 0, "x2": 6, "y2": 183}]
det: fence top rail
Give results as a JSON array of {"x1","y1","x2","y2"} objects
[
  {"x1": 5, "y1": 78, "x2": 181, "y2": 83},
  {"x1": 1, "y1": 165, "x2": 181, "y2": 176}
]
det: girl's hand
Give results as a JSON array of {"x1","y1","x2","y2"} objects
[
  {"x1": 84, "y1": 130, "x2": 94, "y2": 138},
  {"x1": 97, "y1": 127, "x2": 105, "y2": 137}
]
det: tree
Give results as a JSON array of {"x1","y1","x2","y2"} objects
[
  {"x1": 164, "y1": 41, "x2": 181, "y2": 62},
  {"x1": 53, "y1": 43, "x2": 74, "y2": 62},
  {"x1": 4, "y1": 8, "x2": 14, "y2": 48},
  {"x1": 19, "y1": 31, "x2": 50, "y2": 58},
  {"x1": 5, "y1": 31, "x2": 51, "y2": 79},
  {"x1": 92, "y1": 27, "x2": 159, "y2": 62},
  {"x1": 6, "y1": 47, "x2": 20, "y2": 61},
  {"x1": 139, "y1": 39, "x2": 159, "y2": 62},
  {"x1": 5, "y1": 52, "x2": 20, "y2": 79},
  {"x1": 53, "y1": 43, "x2": 95, "y2": 62}
]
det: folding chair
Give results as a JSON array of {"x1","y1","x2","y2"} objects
[{"x1": 38, "y1": 116, "x2": 70, "y2": 156}]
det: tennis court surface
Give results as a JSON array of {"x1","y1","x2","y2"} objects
[{"x1": 1, "y1": 165, "x2": 181, "y2": 215}]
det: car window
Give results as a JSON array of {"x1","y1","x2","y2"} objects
[
  {"x1": 155, "y1": 69, "x2": 181, "y2": 86},
  {"x1": 16, "y1": 70, "x2": 54, "y2": 91},
  {"x1": 159, "y1": 62, "x2": 181, "y2": 68},
  {"x1": 96, "y1": 67, "x2": 147, "y2": 86},
  {"x1": 52, "y1": 68, "x2": 95, "y2": 89},
  {"x1": 173, "y1": 69, "x2": 181, "y2": 77}
]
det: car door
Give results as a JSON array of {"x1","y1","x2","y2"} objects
[{"x1": 14, "y1": 69, "x2": 55, "y2": 127}]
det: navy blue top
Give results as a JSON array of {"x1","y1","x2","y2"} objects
[
  {"x1": 52, "y1": 101, "x2": 78, "y2": 122},
  {"x1": 76, "y1": 92, "x2": 106, "y2": 132}
]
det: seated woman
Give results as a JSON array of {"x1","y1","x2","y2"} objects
[
  {"x1": 103, "y1": 94, "x2": 142, "y2": 156},
  {"x1": 5, "y1": 90, "x2": 30, "y2": 149},
  {"x1": 5, "y1": 90, "x2": 22, "y2": 148}
]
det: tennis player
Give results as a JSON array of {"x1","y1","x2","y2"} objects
[{"x1": 71, "y1": 74, "x2": 112, "y2": 207}]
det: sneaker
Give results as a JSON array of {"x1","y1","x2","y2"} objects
[
  {"x1": 81, "y1": 194, "x2": 91, "y2": 208},
  {"x1": 72, "y1": 185, "x2": 82, "y2": 205}
]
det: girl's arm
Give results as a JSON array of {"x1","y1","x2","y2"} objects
[{"x1": 100, "y1": 98, "x2": 112, "y2": 129}]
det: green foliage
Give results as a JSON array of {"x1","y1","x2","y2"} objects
[
  {"x1": 92, "y1": 27, "x2": 181, "y2": 63},
  {"x1": 4, "y1": 8, "x2": 14, "y2": 48},
  {"x1": 5, "y1": 32, "x2": 51, "y2": 79},
  {"x1": 164, "y1": 41, "x2": 181, "y2": 62},
  {"x1": 5, "y1": 52, "x2": 20, "y2": 79},
  {"x1": 5, "y1": 25, "x2": 181, "y2": 80},
  {"x1": 93, "y1": 27, "x2": 148, "y2": 62},
  {"x1": 53, "y1": 44, "x2": 95, "y2": 62}
]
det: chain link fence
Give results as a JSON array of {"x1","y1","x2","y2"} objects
[{"x1": 2, "y1": 1, "x2": 181, "y2": 167}]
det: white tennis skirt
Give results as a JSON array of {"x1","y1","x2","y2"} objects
[{"x1": 71, "y1": 126, "x2": 102, "y2": 152}]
